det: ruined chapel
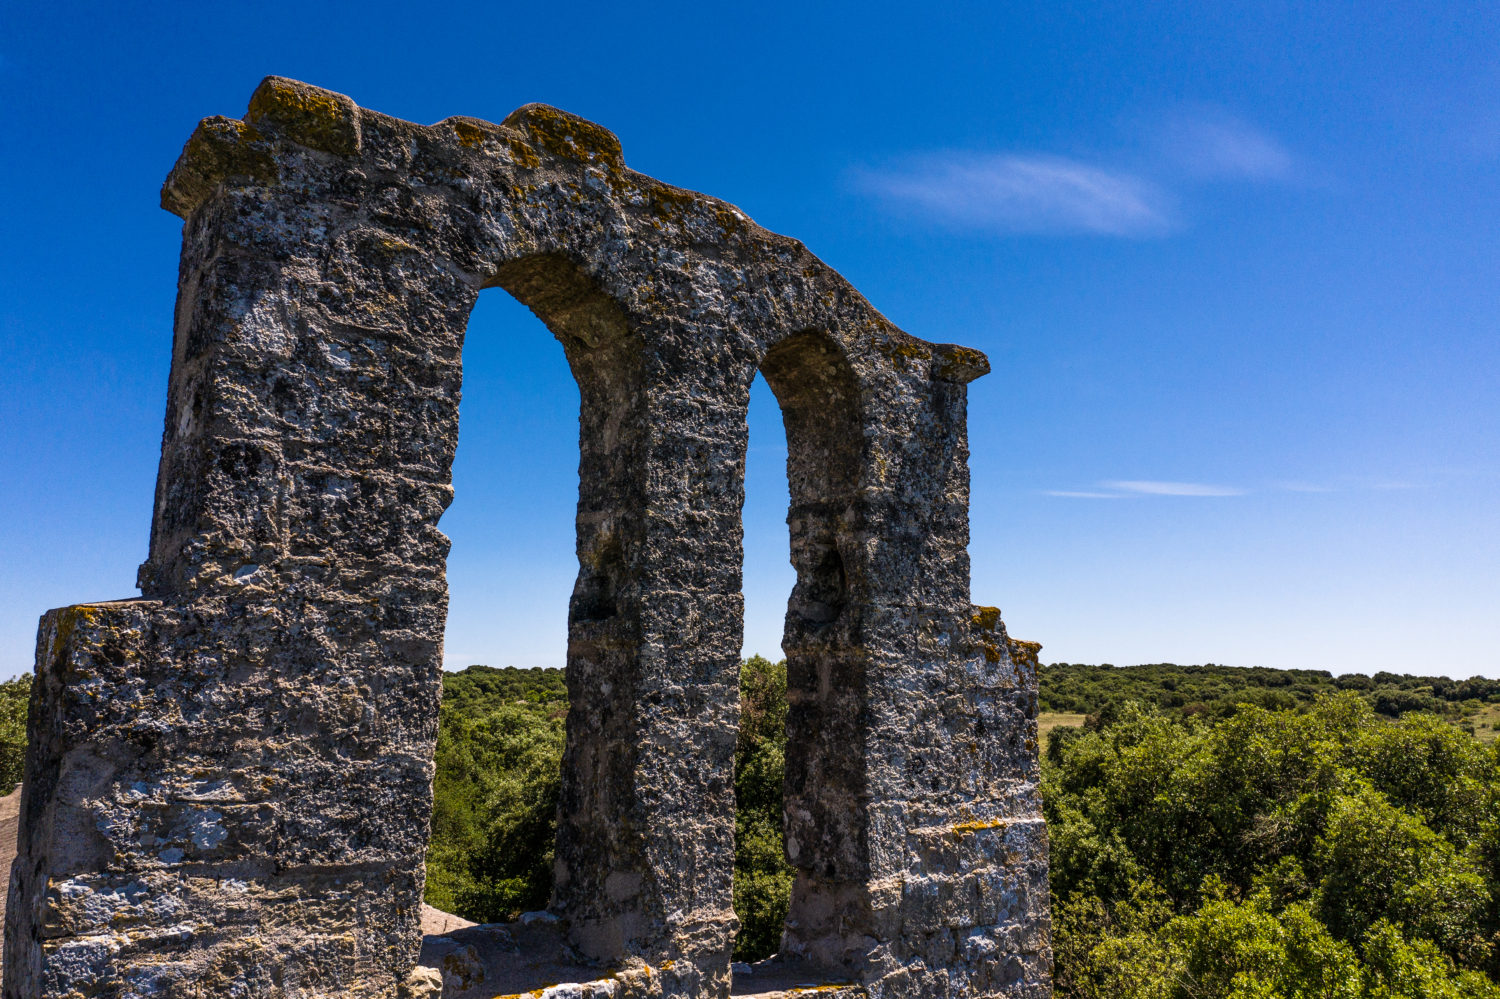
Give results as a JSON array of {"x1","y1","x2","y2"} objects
[{"x1": 4, "y1": 78, "x2": 1051, "y2": 999}]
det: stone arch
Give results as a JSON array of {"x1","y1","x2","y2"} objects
[
  {"x1": 477, "y1": 251, "x2": 651, "y2": 946},
  {"x1": 755, "y1": 333, "x2": 866, "y2": 891},
  {"x1": 5, "y1": 77, "x2": 1052, "y2": 999}
]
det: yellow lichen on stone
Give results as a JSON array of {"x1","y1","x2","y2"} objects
[
  {"x1": 506, "y1": 139, "x2": 542, "y2": 170},
  {"x1": 503, "y1": 104, "x2": 624, "y2": 175},
  {"x1": 713, "y1": 205, "x2": 747, "y2": 236},
  {"x1": 646, "y1": 182, "x2": 711, "y2": 224},
  {"x1": 951, "y1": 817, "x2": 1009, "y2": 835},
  {"x1": 47, "y1": 604, "x2": 107, "y2": 664},
  {"x1": 882, "y1": 338, "x2": 931, "y2": 371},
  {"x1": 971, "y1": 606, "x2": 1001, "y2": 632},
  {"x1": 245, "y1": 76, "x2": 360, "y2": 157},
  {"x1": 1007, "y1": 639, "x2": 1042, "y2": 671},
  {"x1": 934, "y1": 346, "x2": 986, "y2": 379},
  {"x1": 932, "y1": 344, "x2": 991, "y2": 383},
  {"x1": 162, "y1": 116, "x2": 279, "y2": 216},
  {"x1": 375, "y1": 234, "x2": 419, "y2": 255},
  {"x1": 451, "y1": 120, "x2": 488, "y2": 149}
]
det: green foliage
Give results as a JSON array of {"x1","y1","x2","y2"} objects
[
  {"x1": 734, "y1": 655, "x2": 793, "y2": 961},
  {"x1": 1040, "y1": 662, "x2": 1500, "y2": 726},
  {"x1": 426, "y1": 666, "x2": 566, "y2": 922},
  {"x1": 0, "y1": 674, "x2": 30, "y2": 792},
  {"x1": 1059, "y1": 886, "x2": 1500, "y2": 999},
  {"x1": 1047, "y1": 694, "x2": 1500, "y2": 997},
  {"x1": 425, "y1": 658, "x2": 1500, "y2": 994}
]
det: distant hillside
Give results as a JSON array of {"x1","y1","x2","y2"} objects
[
  {"x1": 1040, "y1": 661, "x2": 1500, "y2": 730},
  {"x1": 440, "y1": 664, "x2": 566, "y2": 709}
]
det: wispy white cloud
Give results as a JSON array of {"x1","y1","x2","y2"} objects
[
  {"x1": 1273, "y1": 481, "x2": 1336, "y2": 493},
  {"x1": 1047, "y1": 474, "x2": 1442, "y2": 499},
  {"x1": 1151, "y1": 107, "x2": 1294, "y2": 181},
  {"x1": 1102, "y1": 480, "x2": 1246, "y2": 497},
  {"x1": 852, "y1": 153, "x2": 1174, "y2": 237},
  {"x1": 857, "y1": 106, "x2": 1297, "y2": 237},
  {"x1": 1044, "y1": 480, "x2": 1247, "y2": 498}
]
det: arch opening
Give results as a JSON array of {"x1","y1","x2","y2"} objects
[
  {"x1": 732, "y1": 331, "x2": 869, "y2": 970},
  {"x1": 439, "y1": 277, "x2": 578, "y2": 672},
  {"x1": 422, "y1": 273, "x2": 579, "y2": 926},
  {"x1": 422, "y1": 252, "x2": 648, "y2": 941},
  {"x1": 480, "y1": 254, "x2": 655, "y2": 961},
  {"x1": 732, "y1": 370, "x2": 793, "y2": 962}
]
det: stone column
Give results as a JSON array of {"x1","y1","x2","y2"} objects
[
  {"x1": 548, "y1": 319, "x2": 754, "y2": 998},
  {"x1": 864, "y1": 348, "x2": 1051, "y2": 999},
  {"x1": 761, "y1": 331, "x2": 872, "y2": 958},
  {"x1": 492, "y1": 259, "x2": 749, "y2": 995},
  {"x1": 775, "y1": 339, "x2": 1052, "y2": 998},
  {"x1": 6, "y1": 85, "x2": 472, "y2": 998}
]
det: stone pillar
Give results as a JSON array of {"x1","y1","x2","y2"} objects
[
  {"x1": 6, "y1": 83, "x2": 472, "y2": 998},
  {"x1": 500, "y1": 262, "x2": 749, "y2": 995},
  {"x1": 761, "y1": 331, "x2": 872, "y2": 943},
  {"x1": 774, "y1": 340, "x2": 1052, "y2": 998}
]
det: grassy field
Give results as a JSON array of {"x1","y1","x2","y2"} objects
[
  {"x1": 1469, "y1": 701, "x2": 1500, "y2": 743},
  {"x1": 1038, "y1": 712, "x2": 1086, "y2": 752}
]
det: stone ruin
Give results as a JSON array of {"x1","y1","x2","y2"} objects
[{"x1": 3, "y1": 78, "x2": 1051, "y2": 999}]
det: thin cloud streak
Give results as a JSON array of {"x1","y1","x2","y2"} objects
[
  {"x1": 853, "y1": 153, "x2": 1174, "y2": 237},
  {"x1": 856, "y1": 106, "x2": 1297, "y2": 238},
  {"x1": 1103, "y1": 480, "x2": 1247, "y2": 497},
  {"x1": 1045, "y1": 481, "x2": 1247, "y2": 498},
  {"x1": 1153, "y1": 108, "x2": 1294, "y2": 181}
]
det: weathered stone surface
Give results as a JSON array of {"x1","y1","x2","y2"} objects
[
  {"x1": 6, "y1": 76, "x2": 1051, "y2": 998},
  {"x1": 418, "y1": 924, "x2": 864, "y2": 999}
]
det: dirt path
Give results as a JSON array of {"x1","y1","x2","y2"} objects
[{"x1": 0, "y1": 785, "x2": 19, "y2": 955}]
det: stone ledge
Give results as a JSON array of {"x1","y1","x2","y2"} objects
[{"x1": 418, "y1": 922, "x2": 860, "y2": 999}]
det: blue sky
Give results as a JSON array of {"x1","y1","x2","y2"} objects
[{"x1": 1, "y1": 2, "x2": 1496, "y2": 678}]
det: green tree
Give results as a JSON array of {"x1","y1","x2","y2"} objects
[
  {"x1": 0, "y1": 674, "x2": 31, "y2": 792},
  {"x1": 426, "y1": 667, "x2": 567, "y2": 921},
  {"x1": 733, "y1": 655, "x2": 793, "y2": 961},
  {"x1": 1045, "y1": 694, "x2": 1500, "y2": 996}
]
